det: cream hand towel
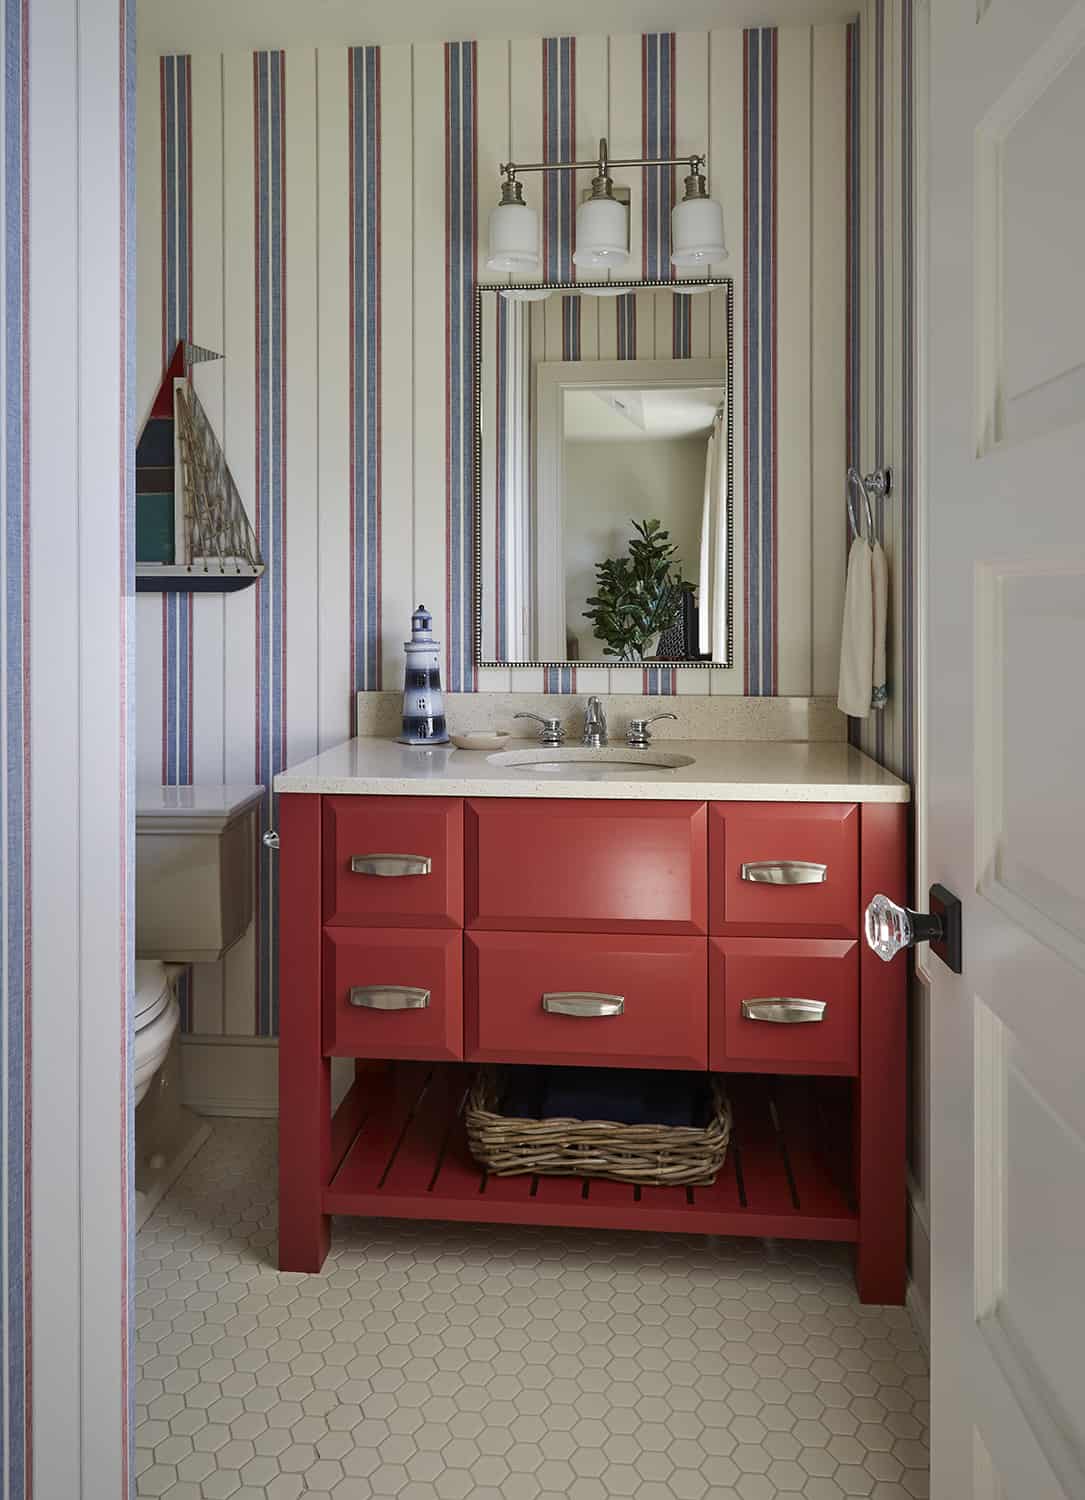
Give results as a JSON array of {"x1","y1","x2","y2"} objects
[
  {"x1": 837, "y1": 537, "x2": 875, "y2": 718},
  {"x1": 871, "y1": 539, "x2": 888, "y2": 710}
]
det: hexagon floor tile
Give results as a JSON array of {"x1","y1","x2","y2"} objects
[{"x1": 136, "y1": 1120, "x2": 929, "y2": 1499}]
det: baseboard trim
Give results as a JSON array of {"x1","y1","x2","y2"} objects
[
  {"x1": 180, "y1": 1037, "x2": 358, "y2": 1118},
  {"x1": 906, "y1": 1275, "x2": 930, "y2": 1355},
  {"x1": 181, "y1": 1034, "x2": 279, "y2": 1117},
  {"x1": 907, "y1": 1178, "x2": 931, "y2": 1352}
]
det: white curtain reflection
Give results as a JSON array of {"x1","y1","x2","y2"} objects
[
  {"x1": 697, "y1": 408, "x2": 728, "y2": 658},
  {"x1": 493, "y1": 299, "x2": 533, "y2": 660}
]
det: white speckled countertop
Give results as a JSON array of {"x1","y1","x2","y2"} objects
[{"x1": 274, "y1": 738, "x2": 909, "y2": 803}]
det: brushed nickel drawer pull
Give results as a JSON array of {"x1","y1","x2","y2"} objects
[
  {"x1": 740, "y1": 860, "x2": 828, "y2": 885},
  {"x1": 349, "y1": 985, "x2": 431, "y2": 1011},
  {"x1": 542, "y1": 992, "x2": 625, "y2": 1018},
  {"x1": 742, "y1": 998, "x2": 826, "y2": 1024},
  {"x1": 350, "y1": 853, "x2": 432, "y2": 877}
]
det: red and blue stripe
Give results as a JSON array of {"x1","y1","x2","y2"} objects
[
  {"x1": 544, "y1": 36, "x2": 580, "y2": 363},
  {"x1": 445, "y1": 41, "x2": 478, "y2": 694},
  {"x1": 254, "y1": 50, "x2": 287, "y2": 1037},
  {"x1": 159, "y1": 55, "x2": 194, "y2": 786},
  {"x1": 349, "y1": 46, "x2": 382, "y2": 696},
  {"x1": 743, "y1": 28, "x2": 778, "y2": 697},
  {"x1": 544, "y1": 38, "x2": 579, "y2": 688},
  {"x1": 641, "y1": 34, "x2": 678, "y2": 693},
  {"x1": 642, "y1": 33, "x2": 675, "y2": 279}
]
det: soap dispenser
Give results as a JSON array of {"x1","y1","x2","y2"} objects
[{"x1": 398, "y1": 605, "x2": 450, "y2": 746}]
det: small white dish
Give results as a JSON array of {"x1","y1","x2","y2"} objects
[{"x1": 450, "y1": 730, "x2": 512, "y2": 752}]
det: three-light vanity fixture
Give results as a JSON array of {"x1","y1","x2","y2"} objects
[{"x1": 486, "y1": 136, "x2": 727, "y2": 276}]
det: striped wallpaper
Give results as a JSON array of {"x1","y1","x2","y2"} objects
[
  {"x1": 850, "y1": 0, "x2": 918, "y2": 786},
  {"x1": 2, "y1": 0, "x2": 30, "y2": 1487},
  {"x1": 135, "y1": 20, "x2": 920, "y2": 1042},
  {"x1": 2, "y1": 0, "x2": 134, "y2": 1483}
]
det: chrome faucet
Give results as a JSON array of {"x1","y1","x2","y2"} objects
[
  {"x1": 513, "y1": 712, "x2": 566, "y2": 747},
  {"x1": 627, "y1": 711, "x2": 677, "y2": 748},
  {"x1": 582, "y1": 697, "x2": 608, "y2": 748}
]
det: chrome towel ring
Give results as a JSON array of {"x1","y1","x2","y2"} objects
[{"x1": 846, "y1": 466, "x2": 892, "y2": 545}]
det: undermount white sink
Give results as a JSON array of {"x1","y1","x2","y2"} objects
[{"x1": 487, "y1": 746, "x2": 696, "y2": 775}]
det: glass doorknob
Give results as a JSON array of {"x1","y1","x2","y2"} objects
[{"x1": 864, "y1": 885, "x2": 962, "y2": 973}]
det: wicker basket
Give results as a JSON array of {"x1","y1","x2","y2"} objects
[{"x1": 466, "y1": 1070, "x2": 731, "y2": 1187}]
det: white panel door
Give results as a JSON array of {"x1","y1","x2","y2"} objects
[{"x1": 928, "y1": 1, "x2": 1085, "y2": 1496}]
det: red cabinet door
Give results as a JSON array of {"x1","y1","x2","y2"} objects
[
  {"x1": 323, "y1": 796, "x2": 464, "y2": 928},
  {"x1": 466, "y1": 799, "x2": 707, "y2": 934},
  {"x1": 323, "y1": 927, "x2": 463, "y2": 1061},
  {"x1": 465, "y1": 931, "x2": 708, "y2": 1070},
  {"x1": 709, "y1": 803, "x2": 859, "y2": 937},
  {"x1": 709, "y1": 938, "x2": 859, "y2": 1074}
]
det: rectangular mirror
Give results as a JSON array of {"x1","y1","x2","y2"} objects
[{"x1": 475, "y1": 280, "x2": 733, "y2": 669}]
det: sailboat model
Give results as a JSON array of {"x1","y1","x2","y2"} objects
[{"x1": 135, "y1": 341, "x2": 264, "y2": 592}]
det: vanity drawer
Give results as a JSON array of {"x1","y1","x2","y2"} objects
[
  {"x1": 323, "y1": 796, "x2": 463, "y2": 928},
  {"x1": 466, "y1": 799, "x2": 707, "y2": 934},
  {"x1": 323, "y1": 928, "x2": 463, "y2": 1060},
  {"x1": 709, "y1": 938, "x2": 859, "y2": 1074},
  {"x1": 465, "y1": 932, "x2": 707, "y2": 1070},
  {"x1": 709, "y1": 803, "x2": 859, "y2": 937}
]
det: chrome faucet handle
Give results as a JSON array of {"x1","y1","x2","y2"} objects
[
  {"x1": 513, "y1": 712, "x2": 566, "y2": 747},
  {"x1": 627, "y1": 712, "x2": 677, "y2": 747},
  {"x1": 582, "y1": 696, "x2": 608, "y2": 747}
]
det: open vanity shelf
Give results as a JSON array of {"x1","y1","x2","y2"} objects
[{"x1": 326, "y1": 1062, "x2": 857, "y2": 1243}]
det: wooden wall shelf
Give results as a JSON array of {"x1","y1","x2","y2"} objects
[{"x1": 135, "y1": 564, "x2": 263, "y2": 594}]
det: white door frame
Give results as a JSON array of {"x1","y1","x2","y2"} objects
[{"x1": 19, "y1": 2, "x2": 135, "y2": 1497}]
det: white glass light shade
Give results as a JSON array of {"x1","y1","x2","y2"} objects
[
  {"x1": 572, "y1": 196, "x2": 629, "y2": 270},
  {"x1": 671, "y1": 195, "x2": 727, "y2": 266},
  {"x1": 486, "y1": 200, "x2": 540, "y2": 273}
]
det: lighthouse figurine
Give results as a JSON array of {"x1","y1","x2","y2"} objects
[{"x1": 398, "y1": 605, "x2": 450, "y2": 746}]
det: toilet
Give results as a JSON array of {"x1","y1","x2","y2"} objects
[
  {"x1": 134, "y1": 960, "x2": 180, "y2": 1107},
  {"x1": 134, "y1": 783, "x2": 263, "y2": 1225}
]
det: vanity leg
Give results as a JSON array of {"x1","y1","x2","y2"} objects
[
  {"x1": 278, "y1": 792, "x2": 331, "y2": 1272},
  {"x1": 856, "y1": 802, "x2": 909, "y2": 1305}
]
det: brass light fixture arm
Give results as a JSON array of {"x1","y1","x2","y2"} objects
[{"x1": 500, "y1": 137, "x2": 704, "y2": 180}]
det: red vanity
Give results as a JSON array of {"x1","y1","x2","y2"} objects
[{"x1": 275, "y1": 739, "x2": 908, "y2": 1304}]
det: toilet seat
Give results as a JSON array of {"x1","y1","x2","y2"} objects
[
  {"x1": 135, "y1": 960, "x2": 172, "y2": 1031},
  {"x1": 134, "y1": 961, "x2": 179, "y2": 1107}
]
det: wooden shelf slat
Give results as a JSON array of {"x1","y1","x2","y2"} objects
[{"x1": 324, "y1": 1065, "x2": 857, "y2": 1243}]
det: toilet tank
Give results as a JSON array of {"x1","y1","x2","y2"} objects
[{"x1": 136, "y1": 785, "x2": 264, "y2": 962}]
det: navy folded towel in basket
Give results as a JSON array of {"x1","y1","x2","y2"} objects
[{"x1": 500, "y1": 1067, "x2": 708, "y2": 1128}]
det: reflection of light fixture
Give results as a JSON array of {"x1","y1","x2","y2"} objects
[
  {"x1": 672, "y1": 169, "x2": 727, "y2": 266},
  {"x1": 485, "y1": 176, "x2": 540, "y2": 273},
  {"x1": 499, "y1": 287, "x2": 553, "y2": 302},
  {"x1": 486, "y1": 137, "x2": 724, "y2": 277}
]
